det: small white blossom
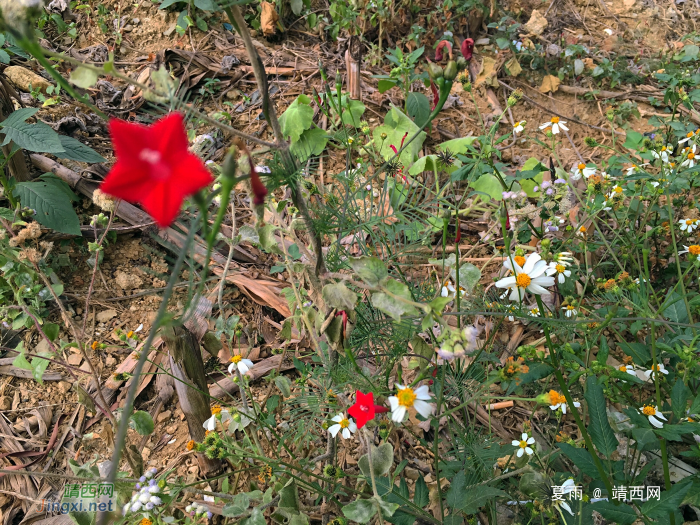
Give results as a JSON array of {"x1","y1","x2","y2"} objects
[
  {"x1": 511, "y1": 433, "x2": 535, "y2": 457},
  {"x1": 328, "y1": 412, "x2": 357, "y2": 439},
  {"x1": 539, "y1": 117, "x2": 568, "y2": 135}
]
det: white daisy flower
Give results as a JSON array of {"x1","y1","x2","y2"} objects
[
  {"x1": 626, "y1": 164, "x2": 643, "y2": 176},
  {"x1": 513, "y1": 121, "x2": 525, "y2": 134},
  {"x1": 562, "y1": 305, "x2": 577, "y2": 317},
  {"x1": 642, "y1": 363, "x2": 668, "y2": 381},
  {"x1": 640, "y1": 405, "x2": 667, "y2": 428},
  {"x1": 679, "y1": 244, "x2": 700, "y2": 257},
  {"x1": 570, "y1": 162, "x2": 595, "y2": 181},
  {"x1": 511, "y1": 433, "x2": 535, "y2": 457},
  {"x1": 681, "y1": 144, "x2": 697, "y2": 168},
  {"x1": 679, "y1": 218, "x2": 699, "y2": 232},
  {"x1": 618, "y1": 364, "x2": 637, "y2": 376},
  {"x1": 549, "y1": 391, "x2": 580, "y2": 414},
  {"x1": 554, "y1": 252, "x2": 575, "y2": 267},
  {"x1": 547, "y1": 262, "x2": 571, "y2": 284},
  {"x1": 503, "y1": 254, "x2": 528, "y2": 272},
  {"x1": 495, "y1": 253, "x2": 555, "y2": 302},
  {"x1": 528, "y1": 306, "x2": 540, "y2": 317},
  {"x1": 328, "y1": 412, "x2": 357, "y2": 439},
  {"x1": 388, "y1": 384, "x2": 433, "y2": 423},
  {"x1": 539, "y1": 116, "x2": 568, "y2": 135},
  {"x1": 679, "y1": 130, "x2": 696, "y2": 145},
  {"x1": 652, "y1": 145, "x2": 672, "y2": 163},
  {"x1": 228, "y1": 355, "x2": 254, "y2": 375},
  {"x1": 203, "y1": 406, "x2": 231, "y2": 431},
  {"x1": 576, "y1": 226, "x2": 587, "y2": 237}
]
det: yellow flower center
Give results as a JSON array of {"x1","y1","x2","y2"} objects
[
  {"x1": 141, "y1": 519, "x2": 153, "y2": 525},
  {"x1": 231, "y1": 355, "x2": 242, "y2": 364},
  {"x1": 514, "y1": 255, "x2": 526, "y2": 267},
  {"x1": 186, "y1": 440, "x2": 195, "y2": 451},
  {"x1": 396, "y1": 387, "x2": 417, "y2": 408},
  {"x1": 566, "y1": 305, "x2": 575, "y2": 311},
  {"x1": 515, "y1": 273, "x2": 531, "y2": 288},
  {"x1": 689, "y1": 153, "x2": 696, "y2": 160},
  {"x1": 651, "y1": 364, "x2": 660, "y2": 371},
  {"x1": 551, "y1": 117, "x2": 560, "y2": 124},
  {"x1": 687, "y1": 219, "x2": 695, "y2": 225},
  {"x1": 688, "y1": 132, "x2": 694, "y2": 138},
  {"x1": 642, "y1": 405, "x2": 656, "y2": 416},
  {"x1": 519, "y1": 440, "x2": 528, "y2": 448},
  {"x1": 690, "y1": 245, "x2": 700, "y2": 255},
  {"x1": 549, "y1": 390, "x2": 566, "y2": 405},
  {"x1": 579, "y1": 226, "x2": 587, "y2": 233},
  {"x1": 556, "y1": 264, "x2": 566, "y2": 274},
  {"x1": 127, "y1": 331, "x2": 134, "y2": 338},
  {"x1": 514, "y1": 121, "x2": 520, "y2": 127},
  {"x1": 614, "y1": 186, "x2": 623, "y2": 193},
  {"x1": 211, "y1": 405, "x2": 222, "y2": 415},
  {"x1": 690, "y1": 417, "x2": 696, "y2": 422},
  {"x1": 619, "y1": 365, "x2": 627, "y2": 372},
  {"x1": 339, "y1": 418, "x2": 349, "y2": 429},
  {"x1": 661, "y1": 146, "x2": 667, "y2": 151},
  {"x1": 578, "y1": 163, "x2": 586, "y2": 170}
]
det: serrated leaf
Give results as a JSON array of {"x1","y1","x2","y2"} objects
[
  {"x1": 556, "y1": 443, "x2": 600, "y2": 478},
  {"x1": 641, "y1": 480, "x2": 691, "y2": 518},
  {"x1": 377, "y1": 79, "x2": 397, "y2": 93},
  {"x1": 54, "y1": 135, "x2": 106, "y2": 163},
  {"x1": 0, "y1": 208, "x2": 13, "y2": 221},
  {"x1": 584, "y1": 376, "x2": 618, "y2": 456},
  {"x1": 1, "y1": 108, "x2": 39, "y2": 128},
  {"x1": 70, "y1": 66, "x2": 99, "y2": 89},
  {"x1": 663, "y1": 291, "x2": 689, "y2": 324},
  {"x1": 274, "y1": 376, "x2": 292, "y2": 397},
  {"x1": 591, "y1": 501, "x2": 637, "y2": 525},
  {"x1": 279, "y1": 95, "x2": 314, "y2": 142},
  {"x1": 446, "y1": 471, "x2": 508, "y2": 513},
  {"x1": 222, "y1": 493, "x2": 250, "y2": 517},
  {"x1": 359, "y1": 443, "x2": 394, "y2": 479},
  {"x1": 349, "y1": 257, "x2": 388, "y2": 288},
  {"x1": 2, "y1": 121, "x2": 63, "y2": 153},
  {"x1": 322, "y1": 282, "x2": 358, "y2": 311},
  {"x1": 672, "y1": 378, "x2": 689, "y2": 421},
  {"x1": 38, "y1": 173, "x2": 80, "y2": 202},
  {"x1": 130, "y1": 411, "x2": 154, "y2": 435},
  {"x1": 14, "y1": 180, "x2": 81, "y2": 235},
  {"x1": 342, "y1": 498, "x2": 377, "y2": 523},
  {"x1": 414, "y1": 476, "x2": 429, "y2": 507},
  {"x1": 371, "y1": 280, "x2": 420, "y2": 321}
]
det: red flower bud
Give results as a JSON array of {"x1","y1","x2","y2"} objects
[
  {"x1": 435, "y1": 40, "x2": 453, "y2": 62},
  {"x1": 430, "y1": 80, "x2": 439, "y2": 111},
  {"x1": 246, "y1": 156, "x2": 268, "y2": 205},
  {"x1": 461, "y1": 38, "x2": 474, "y2": 62}
]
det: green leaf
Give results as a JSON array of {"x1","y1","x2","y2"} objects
[
  {"x1": 55, "y1": 135, "x2": 107, "y2": 163},
  {"x1": 130, "y1": 411, "x2": 155, "y2": 436},
  {"x1": 439, "y1": 136, "x2": 476, "y2": 155},
  {"x1": 38, "y1": 173, "x2": 80, "y2": 202},
  {"x1": 446, "y1": 471, "x2": 508, "y2": 513},
  {"x1": 596, "y1": 336, "x2": 609, "y2": 365},
  {"x1": 378, "y1": 498, "x2": 399, "y2": 518},
  {"x1": 349, "y1": 257, "x2": 388, "y2": 288},
  {"x1": 68, "y1": 511, "x2": 93, "y2": 525},
  {"x1": 372, "y1": 104, "x2": 426, "y2": 168},
  {"x1": 449, "y1": 262, "x2": 481, "y2": 292},
  {"x1": 663, "y1": 291, "x2": 689, "y2": 324},
  {"x1": 290, "y1": 0, "x2": 303, "y2": 14},
  {"x1": 278, "y1": 479, "x2": 301, "y2": 511},
  {"x1": 160, "y1": 0, "x2": 183, "y2": 8},
  {"x1": 618, "y1": 341, "x2": 650, "y2": 365},
  {"x1": 0, "y1": 50, "x2": 10, "y2": 64},
  {"x1": 279, "y1": 94, "x2": 314, "y2": 142},
  {"x1": 290, "y1": 128, "x2": 328, "y2": 160},
  {"x1": 193, "y1": 0, "x2": 218, "y2": 10},
  {"x1": 340, "y1": 99, "x2": 366, "y2": 125},
  {"x1": 1, "y1": 108, "x2": 39, "y2": 128},
  {"x1": 414, "y1": 476, "x2": 429, "y2": 507},
  {"x1": 257, "y1": 224, "x2": 282, "y2": 254},
  {"x1": 641, "y1": 480, "x2": 692, "y2": 518},
  {"x1": 359, "y1": 443, "x2": 394, "y2": 479},
  {"x1": 556, "y1": 443, "x2": 600, "y2": 478},
  {"x1": 591, "y1": 501, "x2": 637, "y2": 525},
  {"x1": 242, "y1": 508, "x2": 266, "y2": 525},
  {"x1": 0, "y1": 207, "x2": 14, "y2": 221},
  {"x1": 342, "y1": 499, "x2": 377, "y2": 524},
  {"x1": 12, "y1": 342, "x2": 32, "y2": 371},
  {"x1": 69, "y1": 66, "x2": 99, "y2": 89},
  {"x1": 378, "y1": 79, "x2": 397, "y2": 93},
  {"x1": 14, "y1": 180, "x2": 81, "y2": 235},
  {"x1": 623, "y1": 130, "x2": 644, "y2": 150},
  {"x1": 470, "y1": 174, "x2": 503, "y2": 201},
  {"x1": 2, "y1": 121, "x2": 63, "y2": 153},
  {"x1": 31, "y1": 352, "x2": 51, "y2": 384},
  {"x1": 672, "y1": 378, "x2": 689, "y2": 421},
  {"x1": 406, "y1": 92, "x2": 430, "y2": 127},
  {"x1": 371, "y1": 280, "x2": 420, "y2": 321},
  {"x1": 274, "y1": 376, "x2": 292, "y2": 397},
  {"x1": 322, "y1": 282, "x2": 358, "y2": 311},
  {"x1": 407, "y1": 154, "x2": 438, "y2": 176},
  {"x1": 584, "y1": 376, "x2": 619, "y2": 457},
  {"x1": 44, "y1": 323, "x2": 60, "y2": 341},
  {"x1": 222, "y1": 493, "x2": 250, "y2": 517},
  {"x1": 631, "y1": 428, "x2": 660, "y2": 451}
]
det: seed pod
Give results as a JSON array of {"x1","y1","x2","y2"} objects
[
  {"x1": 428, "y1": 61, "x2": 444, "y2": 80},
  {"x1": 443, "y1": 60, "x2": 458, "y2": 81}
]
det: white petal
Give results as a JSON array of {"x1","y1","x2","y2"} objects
[
  {"x1": 522, "y1": 253, "x2": 541, "y2": 274},
  {"x1": 228, "y1": 363, "x2": 236, "y2": 374},
  {"x1": 525, "y1": 447, "x2": 533, "y2": 455},
  {"x1": 528, "y1": 283, "x2": 550, "y2": 296},
  {"x1": 341, "y1": 428, "x2": 351, "y2": 439},
  {"x1": 550, "y1": 404, "x2": 560, "y2": 411},
  {"x1": 512, "y1": 440, "x2": 521, "y2": 447},
  {"x1": 649, "y1": 415, "x2": 663, "y2": 428},
  {"x1": 328, "y1": 424, "x2": 341, "y2": 437},
  {"x1": 414, "y1": 385, "x2": 431, "y2": 400},
  {"x1": 516, "y1": 448, "x2": 524, "y2": 457},
  {"x1": 560, "y1": 501, "x2": 573, "y2": 515},
  {"x1": 495, "y1": 276, "x2": 517, "y2": 289},
  {"x1": 657, "y1": 410, "x2": 668, "y2": 421},
  {"x1": 242, "y1": 359, "x2": 254, "y2": 368},
  {"x1": 388, "y1": 396, "x2": 399, "y2": 411},
  {"x1": 521, "y1": 432, "x2": 529, "y2": 441},
  {"x1": 527, "y1": 437, "x2": 535, "y2": 444},
  {"x1": 559, "y1": 122, "x2": 569, "y2": 131},
  {"x1": 391, "y1": 406, "x2": 407, "y2": 422},
  {"x1": 348, "y1": 420, "x2": 357, "y2": 432},
  {"x1": 331, "y1": 414, "x2": 344, "y2": 423},
  {"x1": 561, "y1": 404, "x2": 567, "y2": 414},
  {"x1": 413, "y1": 400, "x2": 433, "y2": 418},
  {"x1": 238, "y1": 361, "x2": 250, "y2": 374},
  {"x1": 203, "y1": 416, "x2": 216, "y2": 431}
]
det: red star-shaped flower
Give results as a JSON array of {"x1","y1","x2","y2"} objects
[
  {"x1": 347, "y1": 390, "x2": 389, "y2": 429},
  {"x1": 100, "y1": 112, "x2": 213, "y2": 228}
]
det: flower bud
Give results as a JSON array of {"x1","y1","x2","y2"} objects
[
  {"x1": 427, "y1": 62, "x2": 444, "y2": 80},
  {"x1": 443, "y1": 60, "x2": 458, "y2": 81},
  {"x1": 584, "y1": 137, "x2": 598, "y2": 147}
]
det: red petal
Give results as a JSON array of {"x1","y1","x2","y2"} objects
[
  {"x1": 100, "y1": 161, "x2": 154, "y2": 202},
  {"x1": 140, "y1": 181, "x2": 186, "y2": 228},
  {"x1": 250, "y1": 170, "x2": 268, "y2": 205},
  {"x1": 461, "y1": 38, "x2": 474, "y2": 61},
  {"x1": 167, "y1": 152, "x2": 213, "y2": 196},
  {"x1": 108, "y1": 118, "x2": 151, "y2": 163},
  {"x1": 374, "y1": 405, "x2": 389, "y2": 414},
  {"x1": 151, "y1": 112, "x2": 189, "y2": 154}
]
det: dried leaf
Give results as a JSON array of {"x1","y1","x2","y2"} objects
[
  {"x1": 505, "y1": 57, "x2": 522, "y2": 77},
  {"x1": 523, "y1": 9, "x2": 548, "y2": 36},
  {"x1": 260, "y1": 2, "x2": 279, "y2": 36},
  {"x1": 539, "y1": 74, "x2": 561, "y2": 93}
]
